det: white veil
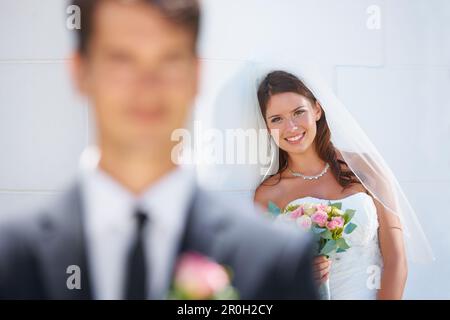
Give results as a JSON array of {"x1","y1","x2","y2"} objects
[{"x1": 201, "y1": 60, "x2": 434, "y2": 264}]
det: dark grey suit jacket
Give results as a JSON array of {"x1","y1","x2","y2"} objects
[{"x1": 0, "y1": 182, "x2": 318, "y2": 300}]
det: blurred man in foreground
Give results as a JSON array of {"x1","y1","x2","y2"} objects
[{"x1": 0, "y1": 0, "x2": 317, "y2": 300}]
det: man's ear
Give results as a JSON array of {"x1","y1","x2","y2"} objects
[
  {"x1": 314, "y1": 101, "x2": 323, "y2": 121},
  {"x1": 68, "y1": 52, "x2": 89, "y2": 96}
]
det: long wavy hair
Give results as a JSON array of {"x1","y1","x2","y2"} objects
[{"x1": 257, "y1": 70, "x2": 360, "y2": 188}]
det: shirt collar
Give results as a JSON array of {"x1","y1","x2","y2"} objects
[
  {"x1": 79, "y1": 147, "x2": 196, "y2": 233},
  {"x1": 137, "y1": 165, "x2": 195, "y2": 231}
]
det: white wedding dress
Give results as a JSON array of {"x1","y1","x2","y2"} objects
[{"x1": 287, "y1": 192, "x2": 383, "y2": 300}]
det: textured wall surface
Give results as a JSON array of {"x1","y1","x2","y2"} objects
[{"x1": 1, "y1": 0, "x2": 448, "y2": 298}]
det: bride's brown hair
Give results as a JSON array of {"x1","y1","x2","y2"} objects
[{"x1": 257, "y1": 70, "x2": 360, "y2": 188}]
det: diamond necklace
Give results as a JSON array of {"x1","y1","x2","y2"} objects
[{"x1": 288, "y1": 163, "x2": 330, "y2": 180}]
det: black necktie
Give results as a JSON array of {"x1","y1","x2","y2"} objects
[{"x1": 124, "y1": 209, "x2": 149, "y2": 300}]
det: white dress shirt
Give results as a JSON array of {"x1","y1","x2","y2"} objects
[{"x1": 79, "y1": 164, "x2": 195, "y2": 300}]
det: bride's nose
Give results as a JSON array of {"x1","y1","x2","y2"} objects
[{"x1": 286, "y1": 118, "x2": 299, "y2": 132}]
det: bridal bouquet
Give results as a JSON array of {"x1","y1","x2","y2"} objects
[
  {"x1": 268, "y1": 201, "x2": 357, "y2": 299},
  {"x1": 168, "y1": 252, "x2": 239, "y2": 300}
]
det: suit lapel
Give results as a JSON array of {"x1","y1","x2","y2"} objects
[
  {"x1": 165, "y1": 188, "x2": 229, "y2": 295},
  {"x1": 168, "y1": 189, "x2": 266, "y2": 299},
  {"x1": 175, "y1": 187, "x2": 228, "y2": 258},
  {"x1": 163, "y1": 187, "x2": 196, "y2": 298},
  {"x1": 36, "y1": 182, "x2": 93, "y2": 299},
  {"x1": 164, "y1": 187, "x2": 213, "y2": 297}
]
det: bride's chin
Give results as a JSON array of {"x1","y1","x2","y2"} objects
[
  {"x1": 281, "y1": 145, "x2": 309, "y2": 155},
  {"x1": 277, "y1": 139, "x2": 313, "y2": 154}
]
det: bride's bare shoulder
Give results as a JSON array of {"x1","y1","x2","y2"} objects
[{"x1": 254, "y1": 175, "x2": 284, "y2": 208}]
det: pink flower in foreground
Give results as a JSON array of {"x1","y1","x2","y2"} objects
[
  {"x1": 290, "y1": 206, "x2": 304, "y2": 219},
  {"x1": 174, "y1": 252, "x2": 230, "y2": 299},
  {"x1": 297, "y1": 215, "x2": 312, "y2": 230},
  {"x1": 327, "y1": 216, "x2": 344, "y2": 231},
  {"x1": 311, "y1": 210, "x2": 328, "y2": 227}
]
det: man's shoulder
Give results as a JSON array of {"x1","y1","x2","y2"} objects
[
  {"x1": 0, "y1": 206, "x2": 46, "y2": 241},
  {"x1": 0, "y1": 182, "x2": 81, "y2": 251},
  {"x1": 0, "y1": 207, "x2": 47, "y2": 288}
]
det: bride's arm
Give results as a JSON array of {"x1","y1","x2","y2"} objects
[
  {"x1": 254, "y1": 186, "x2": 269, "y2": 209},
  {"x1": 254, "y1": 176, "x2": 282, "y2": 210},
  {"x1": 374, "y1": 200, "x2": 408, "y2": 300}
]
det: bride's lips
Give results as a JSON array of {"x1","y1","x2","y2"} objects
[{"x1": 284, "y1": 132, "x2": 306, "y2": 145}]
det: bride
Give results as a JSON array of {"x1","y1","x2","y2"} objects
[{"x1": 251, "y1": 68, "x2": 433, "y2": 299}]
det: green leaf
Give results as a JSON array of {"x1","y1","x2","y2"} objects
[
  {"x1": 329, "y1": 202, "x2": 342, "y2": 210},
  {"x1": 343, "y1": 214, "x2": 349, "y2": 224},
  {"x1": 321, "y1": 230, "x2": 333, "y2": 240},
  {"x1": 284, "y1": 204, "x2": 300, "y2": 213},
  {"x1": 213, "y1": 286, "x2": 240, "y2": 300},
  {"x1": 312, "y1": 226, "x2": 326, "y2": 234},
  {"x1": 336, "y1": 248, "x2": 347, "y2": 253},
  {"x1": 332, "y1": 228, "x2": 343, "y2": 240},
  {"x1": 320, "y1": 240, "x2": 337, "y2": 255},
  {"x1": 268, "y1": 201, "x2": 281, "y2": 216},
  {"x1": 336, "y1": 238, "x2": 350, "y2": 250},
  {"x1": 343, "y1": 209, "x2": 356, "y2": 224},
  {"x1": 344, "y1": 222, "x2": 357, "y2": 234}
]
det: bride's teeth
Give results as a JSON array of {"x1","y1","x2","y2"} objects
[{"x1": 286, "y1": 133, "x2": 304, "y2": 142}]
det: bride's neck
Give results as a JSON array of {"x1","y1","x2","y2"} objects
[{"x1": 287, "y1": 147, "x2": 327, "y2": 176}]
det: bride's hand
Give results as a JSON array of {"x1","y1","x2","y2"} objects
[{"x1": 313, "y1": 255, "x2": 332, "y2": 284}]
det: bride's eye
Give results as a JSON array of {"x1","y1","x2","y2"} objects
[
  {"x1": 270, "y1": 117, "x2": 282, "y2": 124},
  {"x1": 293, "y1": 110, "x2": 305, "y2": 117}
]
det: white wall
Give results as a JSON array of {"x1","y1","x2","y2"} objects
[{"x1": 1, "y1": 0, "x2": 449, "y2": 298}]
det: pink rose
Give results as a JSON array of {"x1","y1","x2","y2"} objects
[
  {"x1": 174, "y1": 252, "x2": 230, "y2": 299},
  {"x1": 327, "y1": 216, "x2": 344, "y2": 231},
  {"x1": 311, "y1": 210, "x2": 328, "y2": 227},
  {"x1": 290, "y1": 206, "x2": 304, "y2": 219},
  {"x1": 315, "y1": 204, "x2": 328, "y2": 212},
  {"x1": 297, "y1": 215, "x2": 312, "y2": 230}
]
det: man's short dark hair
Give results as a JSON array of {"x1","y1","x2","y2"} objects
[{"x1": 71, "y1": 0, "x2": 200, "y2": 55}]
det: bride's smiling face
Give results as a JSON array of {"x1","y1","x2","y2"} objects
[{"x1": 265, "y1": 92, "x2": 322, "y2": 155}]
